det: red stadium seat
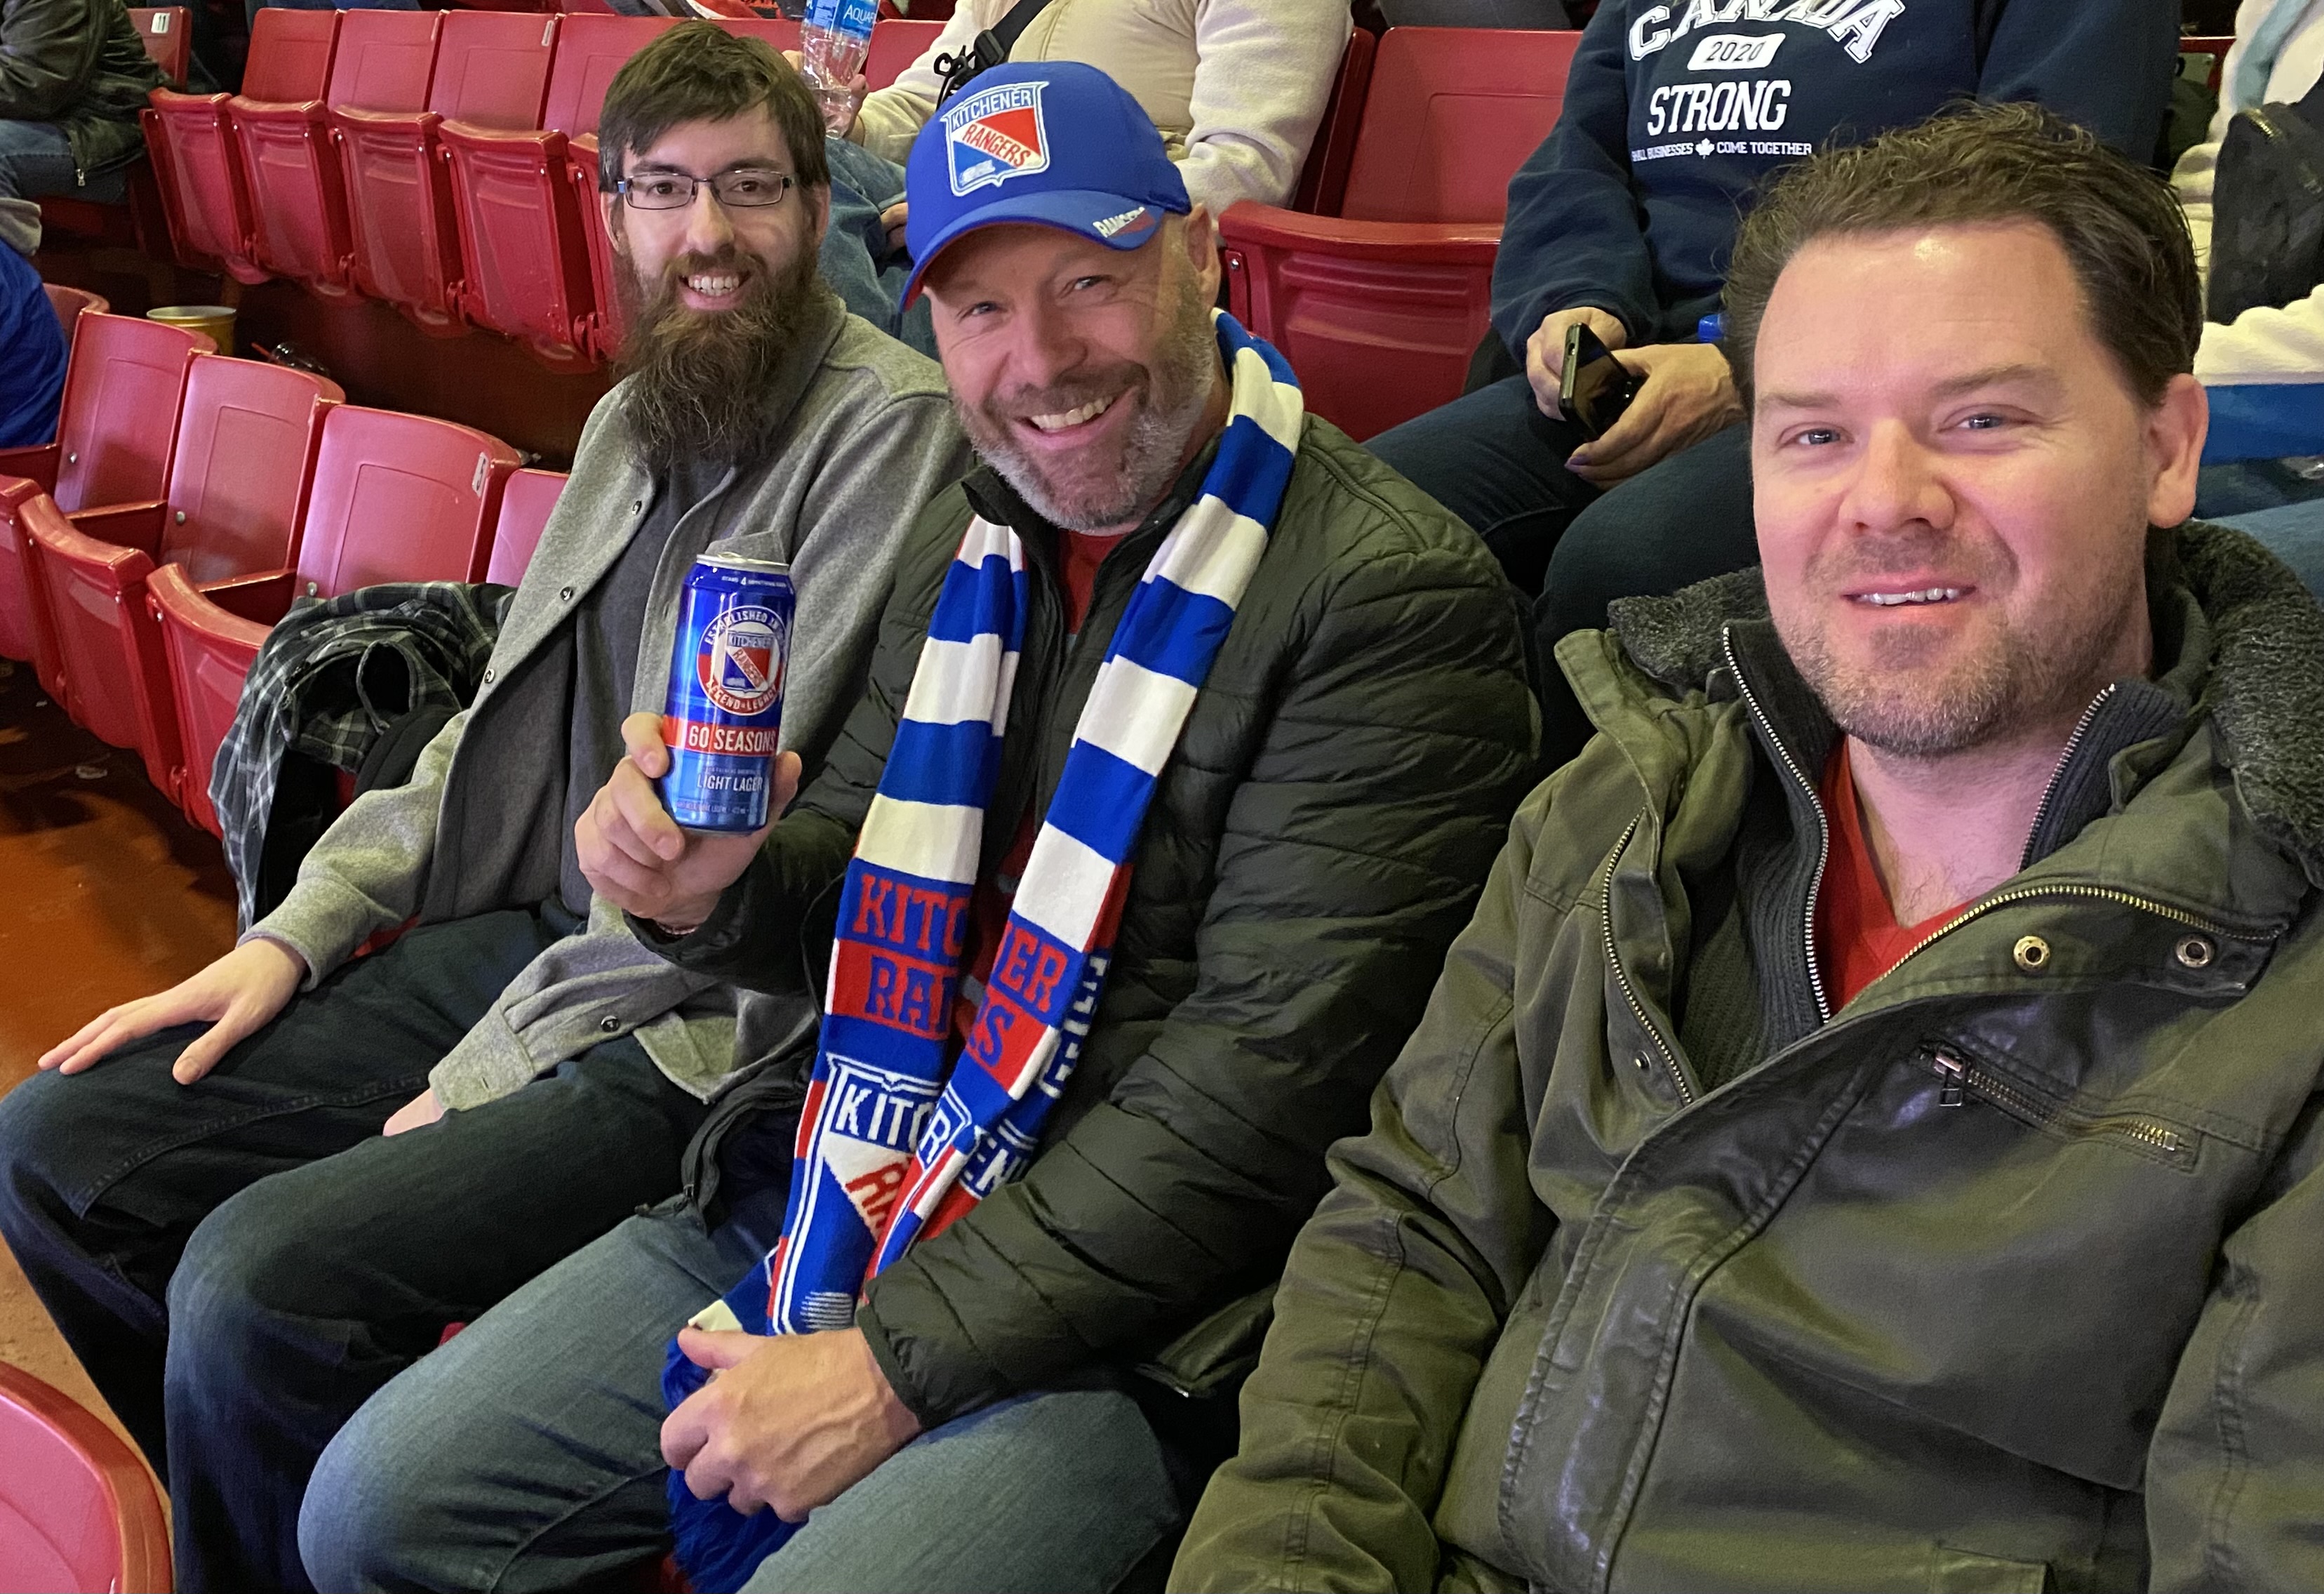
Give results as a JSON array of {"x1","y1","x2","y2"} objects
[
  {"x1": 145, "y1": 8, "x2": 340, "y2": 277},
  {"x1": 128, "y1": 6, "x2": 192, "y2": 86},
  {"x1": 233, "y1": 10, "x2": 443, "y2": 300},
  {"x1": 0, "y1": 313, "x2": 210, "y2": 684},
  {"x1": 864, "y1": 16, "x2": 942, "y2": 88},
  {"x1": 25, "y1": 355, "x2": 342, "y2": 802},
  {"x1": 445, "y1": 14, "x2": 679, "y2": 364},
  {"x1": 149, "y1": 406, "x2": 519, "y2": 834},
  {"x1": 485, "y1": 467, "x2": 567, "y2": 586},
  {"x1": 338, "y1": 11, "x2": 561, "y2": 333},
  {"x1": 41, "y1": 284, "x2": 109, "y2": 338},
  {"x1": 0, "y1": 1364, "x2": 169, "y2": 1594},
  {"x1": 1289, "y1": 28, "x2": 1375, "y2": 218},
  {"x1": 1219, "y1": 27, "x2": 1580, "y2": 440}
]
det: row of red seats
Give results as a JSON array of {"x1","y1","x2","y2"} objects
[
  {"x1": 142, "y1": 9, "x2": 942, "y2": 366},
  {"x1": 0, "y1": 305, "x2": 566, "y2": 837}
]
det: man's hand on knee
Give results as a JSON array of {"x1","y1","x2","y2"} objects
[
  {"x1": 660, "y1": 1326, "x2": 922, "y2": 1520},
  {"x1": 576, "y1": 712, "x2": 794, "y2": 934},
  {"x1": 1564, "y1": 340, "x2": 1743, "y2": 486},
  {"x1": 38, "y1": 937, "x2": 307, "y2": 1083},
  {"x1": 1525, "y1": 306, "x2": 1629, "y2": 417}
]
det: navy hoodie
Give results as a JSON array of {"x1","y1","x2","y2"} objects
[{"x1": 1491, "y1": 0, "x2": 2179, "y2": 353}]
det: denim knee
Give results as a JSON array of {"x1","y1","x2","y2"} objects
[
  {"x1": 0, "y1": 1067, "x2": 98, "y2": 1228},
  {"x1": 299, "y1": 1399, "x2": 441, "y2": 1594}
]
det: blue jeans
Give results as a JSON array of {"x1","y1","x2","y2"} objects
[
  {"x1": 0, "y1": 907, "x2": 711, "y2": 1594},
  {"x1": 2215, "y1": 500, "x2": 2324, "y2": 600},
  {"x1": 820, "y1": 135, "x2": 937, "y2": 357},
  {"x1": 0, "y1": 117, "x2": 126, "y2": 204},
  {"x1": 301, "y1": 1195, "x2": 1184, "y2": 1593}
]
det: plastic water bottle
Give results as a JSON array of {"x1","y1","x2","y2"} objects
[{"x1": 801, "y1": 0, "x2": 878, "y2": 133}]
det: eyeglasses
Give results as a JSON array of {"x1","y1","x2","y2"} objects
[{"x1": 617, "y1": 168, "x2": 796, "y2": 212}]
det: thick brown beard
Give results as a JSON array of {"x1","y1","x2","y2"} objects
[
  {"x1": 615, "y1": 239, "x2": 822, "y2": 477},
  {"x1": 957, "y1": 265, "x2": 1220, "y2": 531}
]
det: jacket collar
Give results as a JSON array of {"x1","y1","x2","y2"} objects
[{"x1": 1601, "y1": 520, "x2": 2324, "y2": 890}]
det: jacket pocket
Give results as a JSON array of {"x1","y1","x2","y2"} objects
[
  {"x1": 1929, "y1": 1545, "x2": 2051, "y2": 1593},
  {"x1": 1924, "y1": 1047, "x2": 2198, "y2": 1172}
]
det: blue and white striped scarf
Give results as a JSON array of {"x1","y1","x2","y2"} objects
[{"x1": 663, "y1": 312, "x2": 1302, "y2": 1591}]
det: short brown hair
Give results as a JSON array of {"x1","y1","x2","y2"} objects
[
  {"x1": 1722, "y1": 101, "x2": 2199, "y2": 408},
  {"x1": 597, "y1": 21, "x2": 829, "y2": 197}
]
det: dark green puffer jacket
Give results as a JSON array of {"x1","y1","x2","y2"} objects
[
  {"x1": 653, "y1": 416, "x2": 1538, "y2": 1427},
  {"x1": 0, "y1": 0, "x2": 163, "y2": 185},
  {"x1": 1176, "y1": 522, "x2": 2324, "y2": 1594}
]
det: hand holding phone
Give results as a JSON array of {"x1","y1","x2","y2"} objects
[{"x1": 1558, "y1": 321, "x2": 1645, "y2": 440}]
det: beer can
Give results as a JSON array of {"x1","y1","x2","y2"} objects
[{"x1": 661, "y1": 553, "x2": 794, "y2": 832}]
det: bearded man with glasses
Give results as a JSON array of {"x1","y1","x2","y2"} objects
[{"x1": 0, "y1": 24, "x2": 971, "y2": 1593}]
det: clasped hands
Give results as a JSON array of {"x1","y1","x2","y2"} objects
[
  {"x1": 664, "y1": 1324, "x2": 923, "y2": 1519},
  {"x1": 1525, "y1": 306, "x2": 1744, "y2": 486}
]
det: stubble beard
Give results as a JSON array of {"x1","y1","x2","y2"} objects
[
  {"x1": 614, "y1": 232, "x2": 822, "y2": 478},
  {"x1": 1775, "y1": 522, "x2": 2149, "y2": 762},
  {"x1": 959, "y1": 270, "x2": 1221, "y2": 532}
]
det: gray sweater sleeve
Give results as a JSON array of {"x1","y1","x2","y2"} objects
[{"x1": 241, "y1": 707, "x2": 469, "y2": 988}]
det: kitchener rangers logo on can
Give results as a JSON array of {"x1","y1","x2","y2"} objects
[
  {"x1": 696, "y1": 605, "x2": 786, "y2": 716},
  {"x1": 943, "y1": 80, "x2": 1050, "y2": 196}
]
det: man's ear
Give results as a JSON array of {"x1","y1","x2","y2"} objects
[
  {"x1": 1182, "y1": 203, "x2": 1219, "y2": 301},
  {"x1": 601, "y1": 186, "x2": 620, "y2": 248},
  {"x1": 807, "y1": 182, "x2": 832, "y2": 251},
  {"x1": 2144, "y1": 371, "x2": 2208, "y2": 530}
]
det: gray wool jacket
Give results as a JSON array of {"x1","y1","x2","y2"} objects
[{"x1": 244, "y1": 290, "x2": 973, "y2": 1110}]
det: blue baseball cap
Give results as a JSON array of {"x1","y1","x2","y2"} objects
[{"x1": 899, "y1": 61, "x2": 1191, "y2": 310}]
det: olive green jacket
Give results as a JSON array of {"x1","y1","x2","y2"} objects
[
  {"x1": 0, "y1": 0, "x2": 161, "y2": 183},
  {"x1": 1176, "y1": 521, "x2": 2324, "y2": 1593}
]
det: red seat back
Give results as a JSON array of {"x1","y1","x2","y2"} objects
[
  {"x1": 128, "y1": 7, "x2": 191, "y2": 87},
  {"x1": 430, "y1": 11, "x2": 561, "y2": 128},
  {"x1": 163, "y1": 355, "x2": 345, "y2": 585},
  {"x1": 2182, "y1": 35, "x2": 2233, "y2": 95},
  {"x1": 1290, "y1": 28, "x2": 1375, "y2": 217},
  {"x1": 41, "y1": 284, "x2": 109, "y2": 338},
  {"x1": 722, "y1": 17, "x2": 801, "y2": 55},
  {"x1": 243, "y1": 6, "x2": 340, "y2": 101},
  {"x1": 297, "y1": 407, "x2": 520, "y2": 597},
  {"x1": 326, "y1": 8, "x2": 442, "y2": 111},
  {"x1": 486, "y1": 467, "x2": 567, "y2": 586},
  {"x1": 864, "y1": 17, "x2": 941, "y2": 90},
  {"x1": 542, "y1": 15, "x2": 680, "y2": 138},
  {"x1": 53, "y1": 313, "x2": 211, "y2": 512},
  {"x1": 1340, "y1": 27, "x2": 1580, "y2": 225},
  {"x1": 0, "y1": 1365, "x2": 169, "y2": 1594}
]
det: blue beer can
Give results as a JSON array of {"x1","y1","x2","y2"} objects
[{"x1": 660, "y1": 553, "x2": 794, "y2": 832}]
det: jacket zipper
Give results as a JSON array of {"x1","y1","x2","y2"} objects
[
  {"x1": 2016, "y1": 683, "x2": 2117, "y2": 872},
  {"x1": 1927, "y1": 1049, "x2": 2191, "y2": 1164},
  {"x1": 1890, "y1": 880, "x2": 2262, "y2": 974},
  {"x1": 1721, "y1": 626, "x2": 1833, "y2": 1023},
  {"x1": 1599, "y1": 812, "x2": 1694, "y2": 1107}
]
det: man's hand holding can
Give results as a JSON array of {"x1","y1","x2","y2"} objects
[{"x1": 577, "y1": 712, "x2": 801, "y2": 935}]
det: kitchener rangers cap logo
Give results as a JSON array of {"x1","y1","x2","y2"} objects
[
  {"x1": 942, "y1": 80, "x2": 1050, "y2": 197},
  {"x1": 697, "y1": 605, "x2": 785, "y2": 716}
]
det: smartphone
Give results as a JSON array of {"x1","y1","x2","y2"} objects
[{"x1": 1558, "y1": 322, "x2": 1643, "y2": 439}]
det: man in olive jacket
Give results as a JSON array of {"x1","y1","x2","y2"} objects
[
  {"x1": 294, "y1": 66, "x2": 1535, "y2": 1594},
  {"x1": 1177, "y1": 105, "x2": 2324, "y2": 1594},
  {"x1": 0, "y1": 0, "x2": 160, "y2": 203}
]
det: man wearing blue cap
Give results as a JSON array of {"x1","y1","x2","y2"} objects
[{"x1": 293, "y1": 63, "x2": 1535, "y2": 1594}]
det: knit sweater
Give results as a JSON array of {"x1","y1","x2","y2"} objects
[
  {"x1": 847, "y1": 0, "x2": 1351, "y2": 216},
  {"x1": 2175, "y1": 0, "x2": 2324, "y2": 460}
]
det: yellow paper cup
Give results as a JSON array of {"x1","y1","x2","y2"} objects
[{"x1": 146, "y1": 304, "x2": 236, "y2": 355}]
